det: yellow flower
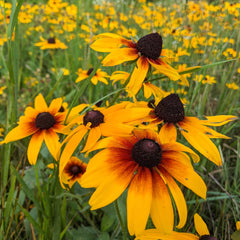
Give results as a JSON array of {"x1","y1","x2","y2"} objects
[
  {"x1": 2, "y1": 94, "x2": 66, "y2": 164},
  {"x1": 76, "y1": 68, "x2": 109, "y2": 85},
  {"x1": 91, "y1": 32, "x2": 180, "y2": 96},
  {"x1": 60, "y1": 157, "x2": 87, "y2": 188},
  {"x1": 34, "y1": 37, "x2": 67, "y2": 50},
  {"x1": 80, "y1": 128, "x2": 206, "y2": 236},
  {"x1": 121, "y1": 94, "x2": 237, "y2": 166},
  {"x1": 226, "y1": 82, "x2": 239, "y2": 90}
]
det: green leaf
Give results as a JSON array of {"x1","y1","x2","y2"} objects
[
  {"x1": 101, "y1": 205, "x2": 116, "y2": 232},
  {"x1": 98, "y1": 232, "x2": 110, "y2": 240}
]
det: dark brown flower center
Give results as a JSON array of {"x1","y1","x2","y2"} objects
[
  {"x1": 35, "y1": 112, "x2": 55, "y2": 129},
  {"x1": 69, "y1": 165, "x2": 82, "y2": 176},
  {"x1": 83, "y1": 110, "x2": 104, "y2": 128},
  {"x1": 48, "y1": 37, "x2": 56, "y2": 44},
  {"x1": 132, "y1": 138, "x2": 162, "y2": 168},
  {"x1": 136, "y1": 33, "x2": 163, "y2": 60},
  {"x1": 199, "y1": 235, "x2": 217, "y2": 240},
  {"x1": 87, "y1": 68, "x2": 94, "y2": 76},
  {"x1": 154, "y1": 94, "x2": 185, "y2": 123}
]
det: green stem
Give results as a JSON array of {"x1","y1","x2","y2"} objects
[{"x1": 114, "y1": 200, "x2": 127, "y2": 240}]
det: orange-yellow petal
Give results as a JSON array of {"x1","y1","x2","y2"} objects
[
  {"x1": 102, "y1": 48, "x2": 138, "y2": 66},
  {"x1": 3, "y1": 123, "x2": 37, "y2": 143},
  {"x1": 126, "y1": 56, "x2": 149, "y2": 96},
  {"x1": 194, "y1": 213, "x2": 210, "y2": 236},
  {"x1": 179, "y1": 120, "x2": 222, "y2": 166},
  {"x1": 159, "y1": 123, "x2": 177, "y2": 144},
  {"x1": 43, "y1": 129, "x2": 60, "y2": 160},
  {"x1": 27, "y1": 131, "x2": 44, "y2": 165},
  {"x1": 161, "y1": 159, "x2": 207, "y2": 199},
  {"x1": 81, "y1": 127, "x2": 101, "y2": 152},
  {"x1": 160, "y1": 168, "x2": 188, "y2": 229},
  {"x1": 34, "y1": 93, "x2": 48, "y2": 112},
  {"x1": 202, "y1": 115, "x2": 238, "y2": 126},
  {"x1": 127, "y1": 167, "x2": 152, "y2": 236},
  {"x1": 150, "y1": 170, "x2": 174, "y2": 233},
  {"x1": 48, "y1": 97, "x2": 63, "y2": 115}
]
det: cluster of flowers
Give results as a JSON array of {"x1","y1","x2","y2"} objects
[{"x1": 2, "y1": 32, "x2": 238, "y2": 239}]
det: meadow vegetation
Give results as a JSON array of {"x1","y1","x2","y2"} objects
[{"x1": 0, "y1": 0, "x2": 239, "y2": 239}]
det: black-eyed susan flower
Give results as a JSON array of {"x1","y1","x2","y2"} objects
[
  {"x1": 60, "y1": 157, "x2": 87, "y2": 188},
  {"x1": 80, "y1": 128, "x2": 206, "y2": 236},
  {"x1": 91, "y1": 32, "x2": 181, "y2": 95},
  {"x1": 59, "y1": 102, "x2": 149, "y2": 187},
  {"x1": 134, "y1": 213, "x2": 218, "y2": 240},
  {"x1": 123, "y1": 94, "x2": 237, "y2": 166},
  {"x1": 2, "y1": 94, "x2": 66, "y2": 164},
  {"x1": 34, "y1": 37, "x2": 67, "y2": 50},
  {"x1": 76, "y1": 68, "x2": 109, "y2": 85}
]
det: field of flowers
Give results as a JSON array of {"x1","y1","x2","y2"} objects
[{"x1": 0, "y1": 0, "x2": 240, "y2": 239}]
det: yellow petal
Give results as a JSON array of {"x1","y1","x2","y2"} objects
[
  {"x1": 3, "y1": 123, "x2": 37, "y2": 143},
  {"x1": 194, "y1": 213, "x2": 210, "y2": 236},
  {"x1": 202, "y1": 115, "x2": 238, "y2": 126},
  {"x1": 126, "y1": 56, "x2": 149, "y2": 96},
  {"x1": 179, "y1": 120, "x2": 222, "y2": 166},
  {"x1": 127, "y1": 167, "x2": 152, "y2": 236},
  {"x1": 43, "y1": 129, "x2": 60, "y2": 160},
  {"x1": 149, "y1": 59, "x2": 180, "y2": 80},
  {"x1": 150, "y1": 170, "x2": 174, "y2": 233},
  {"x1": 160, "y1": 168, "x2": 187, "y2": 229},
  {"x1": 48, "y1": 97, "x2": 63, "y2": 115},
  {"x1": 27, "y1": 131, "x2": 44, "y2": 165},
  {"x1": 159, "y1": 123, "x2": 177, "y2": 144},
  {"x1": 59, "y1": 127, "x2": 88, "y2": 181},
  {"x1": 102, "y1": 48, "x2": 138, "y2": 66},
  {"x1": 88, "y1": 160, "x2": 136, "y2": 210},
  {"x1": 81, "y1": 127, "x2": 101, "y2": 152},
  {"x1": 161, "y1": 159, "x2": 207, "y2": 199},
  {"x1": 162, "y1": 141, "x2": 200, "y2": 163},
  {"x1": 35, "y1": 93, "x2": 48, "y2": 112}
]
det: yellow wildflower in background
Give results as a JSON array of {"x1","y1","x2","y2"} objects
[
  {"x1": 76, "y1": 68, "x2": 109, "y2": 85},
  {"x1": 35, "y1": 37, "x2": 67, "y2": 50}
]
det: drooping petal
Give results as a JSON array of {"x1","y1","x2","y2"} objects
[
  {"x1": 43, "y1": 129, "x2": 60, "y2": 160},
  {"x1": 127, "y1": 167, "x2": 153, "y2": 236},
  {"x1": 3, "y1": 122, "x2": 37, "y2": 143},
  {"x1": 159, "y1": 123, "x2": 177, "y2": 144},
  {"x1": 150, "y1": 169, "x2": 174, "y2": 233},
  {"x1": 161, "y1": 158, "x2": 207, "y2": 199},
  {"x1": 59, "y1": 127, "x2": 88, "y2": 182},
  {"x1": 27, "y1": 131, "x2": 44, "y2": 165},
  {"x1": 126, "y1": 56, "x2": 149, "y2": 96},
  {"x1": 102, "y1": 48, "x2": 138, "y2": 66},
  {"x1": 149, "y1": 59, "x2": 180, "y2": 80},
  {"x1": 179, "y1": 120, "x2": 222, "y2": 166},
  {"x1": 34, "y1": 93, "x2": 48, "y2": 112},
  {"x1": 81, "y1": 127, "x2": 102, "y2": 152},
  {"x1": 194, "y1": 213, "x2": 210, "y2": 236},
  {"x1": 160, "y1": 168, "x2": 187, "y2": 229},
  {"x1": 202, "y1": 115, "x2": 238, "y2": 126}
]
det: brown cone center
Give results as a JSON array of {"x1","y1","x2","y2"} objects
[
  {"x1": 132, "y1": 138, "x2": 162, "y2": 168},
  {"x1": 199, "y1": 235, "x2": 217, "y2": 240},
  {"x1": 136, "y1": 33, "x2": 162, "y2": 60},
  {"x1": 83, "y1": 110, "x2": 104, "y2": 128},
  {"x1": 154, "y1": 94, "x2": 185, "y2": 123},
  {"x1": 48, "y1": 37, "x2": 56, "y2": 44},
  {"x1": 35, "y1": 112, "x2": 55, "y2": 129}
]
